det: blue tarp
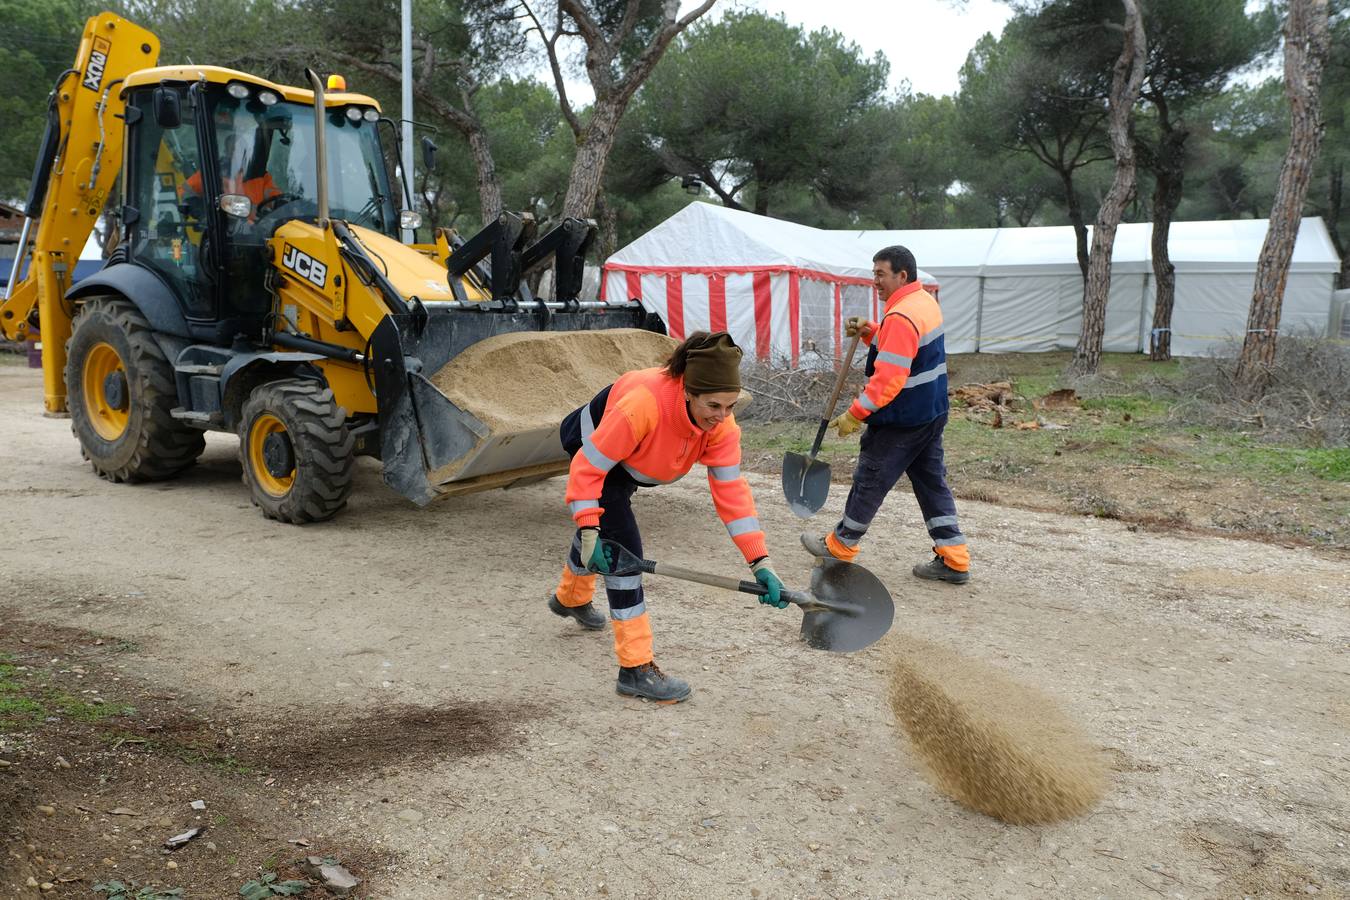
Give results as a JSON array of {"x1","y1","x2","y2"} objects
[{"x1": 0, "y1": 257, "x2": 106, "y2": 286}]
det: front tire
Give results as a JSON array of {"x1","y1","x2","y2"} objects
[
  {"x1": 65, "y1": 299, "x2": 205, "y2": 482},
  {"x1": 238, "y1": 379, "x2": 355, "y2": 523}
]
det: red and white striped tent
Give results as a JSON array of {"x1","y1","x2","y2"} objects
[{"x1": 602, "y1": 203, "x2": 938, "y2": 367}]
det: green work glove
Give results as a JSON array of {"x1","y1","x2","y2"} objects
[
  {"x1": 750, "y1": 558, "x2": 787, "y2": 609},
  {"x1": 579, "y1": 527, "x2": 608, "y2": 574}
]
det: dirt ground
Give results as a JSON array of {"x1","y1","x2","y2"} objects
[{"x1": 2, "y1": 359, "x2": 1348, "y2": 899}]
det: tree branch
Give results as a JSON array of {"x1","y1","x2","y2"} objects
[
  {"x1": 613, "y1": 0, "x2": 643, "y2": 51},
  {"x1": 518, "y1": 1, "x2": 582, "y2": 136},
  {"x1": 611, "y1": 0, "x2": 715, "y2": 106}
]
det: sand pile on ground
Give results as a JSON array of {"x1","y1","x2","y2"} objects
[
  {"x1": 887, "y1": 636, "x2": 1106, "y2": 824},
  {"x1": 430, "y1": 328, "x2": 678, "y2": 432}
]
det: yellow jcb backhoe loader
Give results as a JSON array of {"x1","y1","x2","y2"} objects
[{"x1": 1, "y1": 12, "x2": 664, "y2": 522}]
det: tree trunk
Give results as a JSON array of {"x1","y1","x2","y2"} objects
[
  {"x1": 562, "y1": 100, "x2": 626, "y2": 219},
  {"x1": 1059, "y1": 168, "x2": 1091, "y2": 284},
  {"x1": 595, "y1": 192, "x2": 620, "y2": 262},
  {"x1": 466, "y1": 127, "x2": 504, "y2": 224},
  {"x1": 753, "y1": 161, "x2": 770, "y2": 216},
  {"x1": 1326, "y1": 160, "x2": 1347, "y2": 288},
  {"x1": 1236, "y1": 0, "x2": 1332, "y2": 396},
  {"x1": 544, "y1": 0, "x2": 716, "y2": 220},
  {"x1": 1070, "y1": 0, "x2": 1146, "y2": 377},
  {"x1": 1148, "y1": 127, "x2": 1188, "y2": 361}
]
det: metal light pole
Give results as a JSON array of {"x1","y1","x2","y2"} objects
[{"x1": 400, "y1": 0, "x2": 414, "y2": 242}]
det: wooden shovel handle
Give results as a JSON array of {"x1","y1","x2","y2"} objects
[
  {"x1": 807, "y1": 331, "x2": 863, "y2": 459},
  {"x1": 822, "y1": 332, "x2": 863, "y2": 420},
  {"x1": 648, "y1": 561, "x2": 812, "y2": 607}
]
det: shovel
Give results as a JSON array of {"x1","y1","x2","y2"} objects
[
  {"x1": 591, "y1": 539, "x2": 894, "y2": 653},
  {"x1": 783, "y1": 331, "x2": 863, "y2": 518}
]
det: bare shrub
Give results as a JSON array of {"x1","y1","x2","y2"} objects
[
  {"x1": 1152, "y1": 336, "x2": 1350, "y2": 447},
  {"x1": 738, "y1": 357, "x2": 868, "y2": 423}
]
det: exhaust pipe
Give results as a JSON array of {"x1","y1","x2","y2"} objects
[{"x1": 304, "y1": 68, "x2": 330, "y2": 228}]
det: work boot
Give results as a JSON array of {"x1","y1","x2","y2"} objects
[
  {"x1": 800, "y1": 531, "x2": 846, "y2": 561},
  {"x1": 912, "y1": 555, "x2": 970, "y2": 585},
  {"x1": 616, "y1": 662, "x2": 691, "y2": 703},
  {"x1": 548, "y1": 594, "x2": 607, "y2": 630}
]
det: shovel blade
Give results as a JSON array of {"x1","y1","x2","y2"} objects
[
  {"x1": 799, "y1": 560, "x2": 894, "y2": 652},
  {"x1": 782, "y1": 452, "x2": 832, "y2": 518}
]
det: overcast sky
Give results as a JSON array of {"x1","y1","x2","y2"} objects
[
  {"x1": 551, "y1": 0, "x2": 1013, "y2": 104},
  {"x1": 737, "y1": 0, "x2": 1014, "y2": 97}
]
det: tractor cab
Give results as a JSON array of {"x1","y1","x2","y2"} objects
[{"x1": 119, "y1": 68, "x2": 401, "y2": 341}]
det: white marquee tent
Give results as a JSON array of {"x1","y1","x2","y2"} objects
[
  {"x1": 603, "y1": 203, "x2": 1342, "y2": 360},
  {"x1": 601, "y1": 202, "x2": 939, "y2": 366}
]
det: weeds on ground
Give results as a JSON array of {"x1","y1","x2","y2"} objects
[
  {"x1": 93, "y1": 881, "x2": 184, "y2": 899},
  {"x1": 238, "y1": 871, "x2": 310, "y2": 898}
]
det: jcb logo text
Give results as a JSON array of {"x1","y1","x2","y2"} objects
[
  {"x1": 82, "y1": 37, "x2": 111, "y2": 92},
  {"x1": 282, "y1": 244, "x2": 327, "y2": 288}
]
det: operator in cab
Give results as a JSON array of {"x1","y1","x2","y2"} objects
[{"x1": 180, "y1": 102, "x2": 283, "y2": 218}]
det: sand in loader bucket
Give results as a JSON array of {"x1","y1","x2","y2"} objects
[
  {"x1": 426, "y1": 328, "x2": 678, "y2": 482},
  {"x1": 887, "y1": 635, "x2": 1106, "y2": 825}
]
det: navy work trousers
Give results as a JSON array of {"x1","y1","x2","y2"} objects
[
  {"x1": 559, "y1": 401, "x2": 645, "y2": 621},
  {"x1": 833, "y1": 414, "x2": 966, "y2": 555}
]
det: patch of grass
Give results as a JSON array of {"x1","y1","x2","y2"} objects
[
  {"x1": 0, "y1": 694, "x2": 47, "y2": 728},
  {"x1": 1079, "y1": 395, "x2": 1171, "y2": 419},
  {"x1": 1213, "y1": 444, "x2": 1350, "y2": 483},
  {"x1": 49, "y1": 692, "x2": 134, "y2": 722},
  {"x1": 162, "y1": 741, "x2": 257, "y2": 776},
  {"x1": 0, "y1": 656, "x2": 44, "y2": 729},
  {"x1": 0, "y1": 650, "x2": 137, "y2": 731},
  {"x1": 97, "y1": 730, "x2": 257, "y2": 775}
]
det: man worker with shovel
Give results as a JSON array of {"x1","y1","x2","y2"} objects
[
  {"x1": 801, "y1": 245, "x2": 972, "y2": 584},
  {"x1": 549, "y1": 332, "x2": 787, "y2": 703}
]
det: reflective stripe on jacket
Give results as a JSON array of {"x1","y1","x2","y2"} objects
[
  {"x1": 849, "y1": 281, "x2": 949, "y2": 428},
  {"x1": 564, "y1": 367, "x2": 768, "y2": 563}
]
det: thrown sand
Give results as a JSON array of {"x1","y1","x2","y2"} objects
[{"x1": 888, "y1": 636, "x2": 1106, "y2": 825}]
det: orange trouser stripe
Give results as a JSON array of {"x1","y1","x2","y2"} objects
[
  {"x1": 935, "y1": 543, "x2": 970, "y2": 572},
  {"x1": 612, "y1": 613, "x2": 654, "y2": 667},
  {"x1": 825, "y1": 532, "x2": 860, "y2": 562},
  {"x1": 554, "y1": 566, "x2": 596, "y2": 608}
]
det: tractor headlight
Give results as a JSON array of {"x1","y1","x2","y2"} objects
[
  {"x1": 219, "y1": 194, "x2": 253, "y2": 219},
  {"x1": 363, "y1": 108, "x2": 379, "y2": 123},
  {"x1": 258, "y1": 90, "x2": 279, "y2": 107},
  {"x1": 345, "y1": 106, "x2": 362, "y2": 123},
  {"x1": 226, "y1": 82, "x2": 250, "y2": 100},
  {"x1": 399, "y1": 210, "x2": 422, "y2": 230}
]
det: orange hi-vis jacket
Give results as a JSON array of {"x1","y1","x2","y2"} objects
[
  {"x1": 182, "y1": 170, "x2": 281, "y2": 209},
  {"x1": 565, "y1": 367, "x2": 768, "y2": 564},
  {"x1": 848, "y1": 280, "x2": 948, "y2": 428}
]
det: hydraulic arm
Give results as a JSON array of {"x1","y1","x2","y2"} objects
[{"x1": 0, "y1": 13, "x2": 159, "y2": 413}]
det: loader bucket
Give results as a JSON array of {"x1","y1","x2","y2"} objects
[{"x1": 369, "y1": 308, "x2": 673, "y2": 506}]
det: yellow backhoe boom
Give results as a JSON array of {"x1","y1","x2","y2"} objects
[{"x1": 0, "y1": 13, "x2": 159, "y2": 413}]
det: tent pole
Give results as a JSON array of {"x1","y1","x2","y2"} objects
[
  {"x1": 975, "y1": 275, "x2": 986, "y2": 353},
  {"x1": 1137, "y1": 272, "x2": 1150, "y2": 354}
]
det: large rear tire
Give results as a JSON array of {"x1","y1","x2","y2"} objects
[
  {"x1": 65, "y1": 299, "x2": 205, "y2": 482},
  {"x1": 238, "y1": 379, "x2": 354, "y2": 523}
]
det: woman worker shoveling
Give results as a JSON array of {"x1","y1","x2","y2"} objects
[{"x1": 548, "y1": 331, "x2": 787, "y2": 703}]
